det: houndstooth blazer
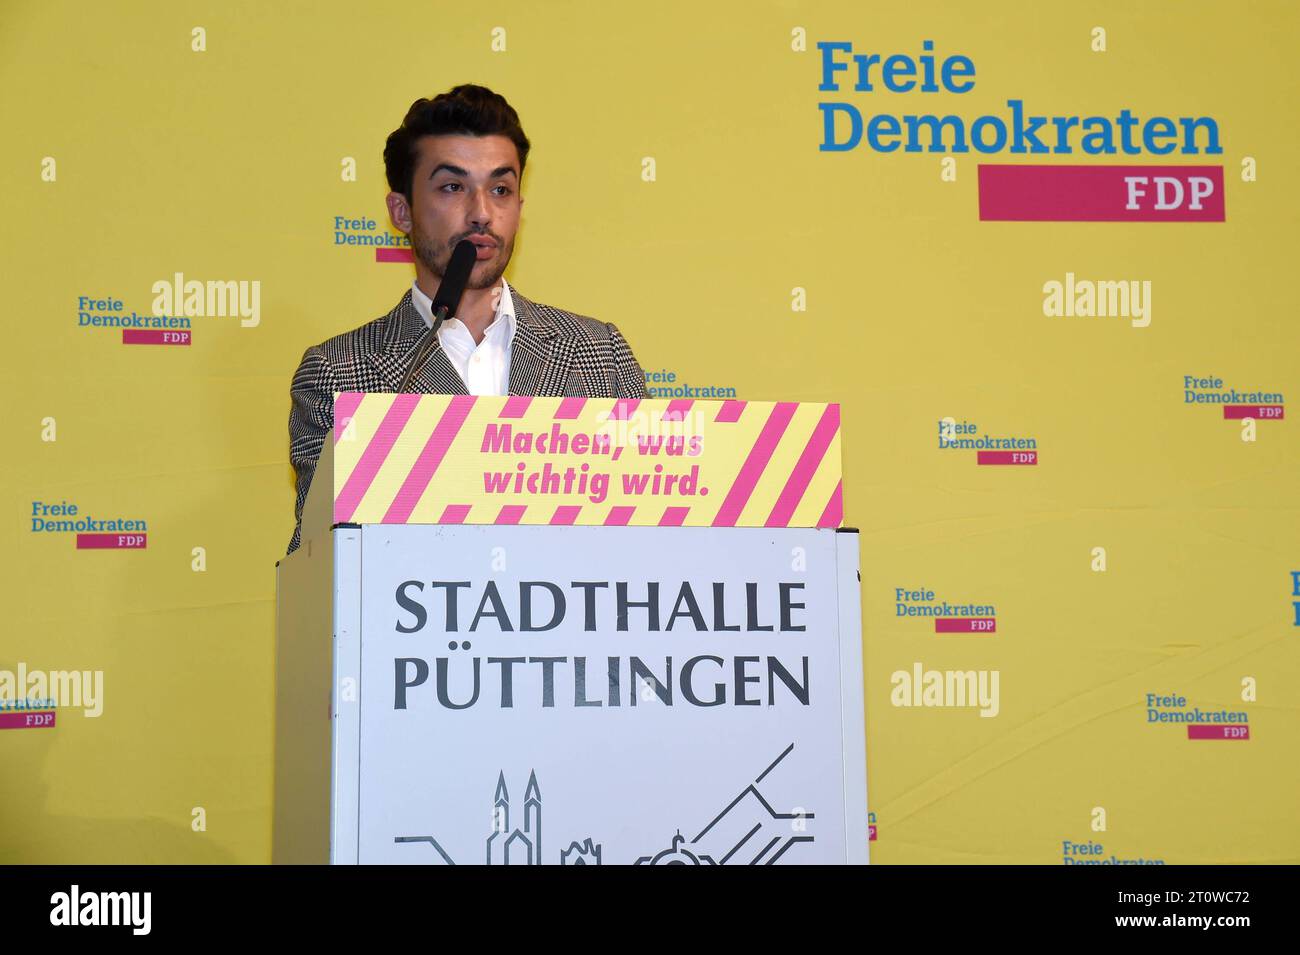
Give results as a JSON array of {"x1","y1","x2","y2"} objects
[{"x1": 285, "y1": 287, "x2": 648, "y2": 555}]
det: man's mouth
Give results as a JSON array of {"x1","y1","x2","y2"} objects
[{"x1": 464, "y1": 236, "x2": 497, "y2": 261}]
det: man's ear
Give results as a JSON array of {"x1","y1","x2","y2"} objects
[{"x1": 385, "y1": 191, "x2": 413, "y2": 234}]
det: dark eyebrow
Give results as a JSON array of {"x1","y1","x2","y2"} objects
[{"x1": 428, "y1": 163, "x2": 519, "y2": 180}]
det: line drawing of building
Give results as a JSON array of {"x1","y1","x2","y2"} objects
[
  {"x1": 392, "y1": 835, "x2": 455, "y2": 864},
  {"x1": 560, "y1": 838, "x2": 602, "y2": 865},
  {"x1": 486, "y1": 769, "x2": 542, "y2": 865},
  {"x1": 635, "y1": 742, "x2": 815, "y2": 864},
  {"x1": 397, "y1": 768, "x2": 601, "y2": 865},
  {"x1": 635, "y1": 830, "x2": 711, "y2": 865}
]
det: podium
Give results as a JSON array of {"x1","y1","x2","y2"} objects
[{"x1": 274, "y1": 393, "x2": 868, "y2": 864}]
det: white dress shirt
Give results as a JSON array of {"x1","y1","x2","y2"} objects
[{"x1": 409, "y1": 278, "x2": 515, "y2": 395}]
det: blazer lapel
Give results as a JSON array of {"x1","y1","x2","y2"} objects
[
  {"x1": 367, "y1": 290, "x2": 468, "y2": 395},
  {"x1": 507, "y1": 290, "x2": 564, "y2": 395}
]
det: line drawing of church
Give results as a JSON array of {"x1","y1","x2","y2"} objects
[{"x1": 486, "y1": 770, "x2": 542, "y2": 865}]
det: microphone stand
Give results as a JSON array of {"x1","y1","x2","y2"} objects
[{"x1": 397, "y1": 304, "x2": 452, "y2": 393}]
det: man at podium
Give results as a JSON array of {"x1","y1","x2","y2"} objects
[{"x1": 286, "y1": 84, "x2": 647, "y2": 555}]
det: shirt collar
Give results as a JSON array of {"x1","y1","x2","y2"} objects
[{"x1": 410, "y1": 277, "x2": 516, "y2": 342}]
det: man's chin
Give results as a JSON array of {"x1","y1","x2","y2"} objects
[{"x1": 467, "y1": 260, "x2": 508, "y2": 290}]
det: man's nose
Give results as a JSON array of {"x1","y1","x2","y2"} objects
[{"x1": 467, "y1": 187, "x2": 491, "y2": 228}]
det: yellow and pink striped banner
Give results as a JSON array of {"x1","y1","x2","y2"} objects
[{"x1": 329, "y1": 393, "x2": 843, "y2": 529}]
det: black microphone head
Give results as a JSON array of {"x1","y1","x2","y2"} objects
[{"x1": 431, "y1": 239, "x2": 478, "y2": 318}]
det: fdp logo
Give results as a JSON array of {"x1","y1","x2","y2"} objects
[
  {"x1": 334, "y1": 215, "x2": 411, "y2": 262},
  {"x1": 938, "y1": 417, "x2": 1038, "y2": 465},
  {"x1": 1184, "y1": 375, "x2": 1285, "y2": 433},
  {"x1": 31, "y1": 501, "x2": 147, "y2": 549}
]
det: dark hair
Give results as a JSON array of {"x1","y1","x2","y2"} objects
[{"x1": 384, "y1": 84, "x2": 531, "y2": 200}]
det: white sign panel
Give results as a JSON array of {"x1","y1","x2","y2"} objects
[{"x1": 345, "y1": 524, "x2": 867, "y2": 865}]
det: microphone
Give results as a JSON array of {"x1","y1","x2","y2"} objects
[{"x1": 397, "y1": 238, "x2": 478, "y2": 392}]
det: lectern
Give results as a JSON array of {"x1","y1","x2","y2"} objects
[{"x1": 274, "y1": 393, "x2": 868, "y2": 864}]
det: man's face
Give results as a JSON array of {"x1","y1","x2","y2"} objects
[{"x1": 387, "y1": 133, "x2": 523, "y2": 290}]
